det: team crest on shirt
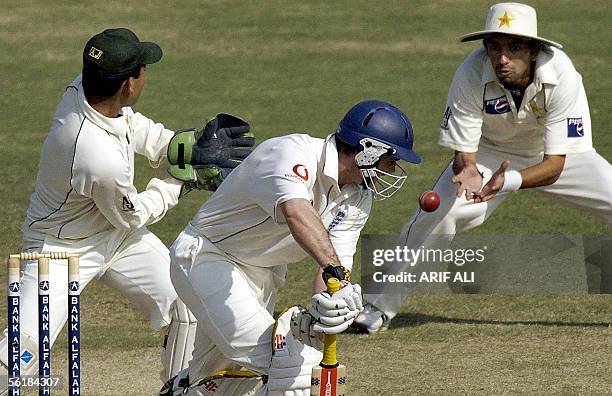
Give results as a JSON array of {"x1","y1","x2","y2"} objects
[
  {"x1": 328, "y1": 210, "x2": 347, "y2": 231},
  {"x1": 484, "y1": 96, "x2": 511, "y2": 114},
  {"x1": 528, "y1": 100, "x2": 545, "y2": 117},
  {"x1": 567, "y1": 118, "x2": 584, "y2": 137},
  {"x1": 122, "y1": 196, "x2": 135, "y2": 211}
]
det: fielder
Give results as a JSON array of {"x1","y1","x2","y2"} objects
[
  {"x1": 0, "y1": 28, "x2": 254, "y2": 390},
  {"x1": 355, "y1": 2, "x2": 612, "y2": 333},
  {"x1": 159, "y1": 100, "x2": 422, "y2": 395}
]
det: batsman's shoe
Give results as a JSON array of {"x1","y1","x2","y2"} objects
[{"x1": 353, "y1": 303, "x2": 389, "y2": 333}]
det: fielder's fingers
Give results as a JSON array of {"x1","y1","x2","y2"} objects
[{"x1": 456, "y1": 186, "x2": 467, "y2": 198}]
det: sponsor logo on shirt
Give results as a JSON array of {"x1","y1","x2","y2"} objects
[
  {"x1": 122, "y1": 196, "x2": 135, "y2": 211},
  {"x1": 441, "y1": 106, "x2": 452, "y2": 130},
  {"x1": 328, "y1": 210, "x2": 346, "y2": 231},
  {"x1": 567, "y1": 118, "x2": 584, "y2": 137},
  {"x1": 484, "y1": 96, "x2": 511, "y2": 114},
  {"x1": 285, "y1": 164, "x2": 309, "y2": 182}
]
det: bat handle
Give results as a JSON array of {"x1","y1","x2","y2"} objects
[{"x1": 320, "y1": 277, "x2": 341, "y2": 367}]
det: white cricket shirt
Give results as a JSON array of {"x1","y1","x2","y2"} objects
[
  {"x1": 439, "y1": 46, "x2": 593, "y2": 157},
  {"x1": 23, "y1": 75, "x2": 182, "y2": 240},
  {"x1": 190, "y1": 133, "x2": 372, "y2": 269}
]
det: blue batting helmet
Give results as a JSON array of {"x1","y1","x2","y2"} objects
[{"x1": 335, "y1": 99, "x2": 421, "y2": 165}]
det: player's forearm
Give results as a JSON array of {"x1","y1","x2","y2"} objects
[
  {"x1": 93, "y1": 177, "x2": 182, "y2": 231},
  {"x1": 452, "y1": 151, "x2": 478, "y2": 174},
  {"x1": 280, "y1": 199, "x2": 340, "y2": 269},
  {"x1": 518, "y1": 155, "x2": 565, "y2": 188}
]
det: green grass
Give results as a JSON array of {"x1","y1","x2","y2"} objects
[{"x1": 1, "y1": 1, "x2": 611, "y2": 394}]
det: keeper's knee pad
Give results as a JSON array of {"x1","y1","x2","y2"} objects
[{"x1": 160, "y1": 298, "x2": 197, "y2": 381}]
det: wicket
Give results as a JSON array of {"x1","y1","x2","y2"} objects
[{"x1": 7, "y1": 253, "x2": 81, "y2": 396}]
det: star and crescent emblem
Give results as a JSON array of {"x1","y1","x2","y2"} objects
[
  {"x1": 498, "y1": 11, "x2": 513, "y2": 28},
  {"x1": 529, "y1": 100, "x2": 545, "y2": 116}
]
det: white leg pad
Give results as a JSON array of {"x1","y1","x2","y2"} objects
[
  {"x1": 189, "y1": 375, "x2": 262, "y2": 395},
  {"x1": 159, "y1": 368, "x2": 262, "y2": 396},
  {"x1": 160, "y1": 298, "x2": 197, "y2": 381},
  {"x1": 263, "y1": 307, "x2": 322, "y2": 395}
]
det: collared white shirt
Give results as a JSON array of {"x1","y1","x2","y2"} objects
[
  {"x1": 439, "y1": 46, "x2": 593, "y2": 157},
  {"x1": 23, "y1": 75, "x2": 182, "y2": 240},
  {"x1": 190, "y1": 133, "x2": 372, "y2": 269}
]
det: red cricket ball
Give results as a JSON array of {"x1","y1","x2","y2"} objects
[{"x1": 419, "y1": 190, "x2": 440, "y2": 212}]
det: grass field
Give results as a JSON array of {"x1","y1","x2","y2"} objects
[{"x1": 2, "y1": 1, "x2": 612, "y2": 394}]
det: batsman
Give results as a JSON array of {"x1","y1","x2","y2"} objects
[
  {"x1": 0, "y1": 28, "x2": 255, "y2": 391},
  {"x1": 159, "y1": 100, "x2": 421, "y2": 395}
]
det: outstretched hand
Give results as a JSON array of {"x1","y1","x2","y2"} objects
[
  {"x1": 474, "y1": 160, "x2": 510, "y2": 202},
  {"x1": 451, "y1": 163, "x2": 483, "y2": 201}
]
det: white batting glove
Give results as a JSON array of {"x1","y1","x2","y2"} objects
[
  {"x1": 290, "y1": 307, "x2": 323, "y2": 350},
  {"x1": 309, "y1": 283, "x2": 363, "y2": 334}
]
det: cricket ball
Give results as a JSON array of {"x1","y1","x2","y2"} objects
[{"x1": 419, "y1": 190, "x2": 440, "y2": 212}]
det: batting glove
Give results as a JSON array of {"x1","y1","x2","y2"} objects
[{"x1": 309, "y1": 283, "x2": 363, "y2": 334}]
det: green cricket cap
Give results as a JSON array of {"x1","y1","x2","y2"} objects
[{"x1": 83, "y1": 28, "x2": 162, "y2": 78}]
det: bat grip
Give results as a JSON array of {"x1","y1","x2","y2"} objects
[{"x1": 320, "y1": 277, "x2": 341, "y2": 367}]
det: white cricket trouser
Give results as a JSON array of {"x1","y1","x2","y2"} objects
[
  {"x1": 368, "y1": 149, "x2": 612, "y2": 319},
  {"x1": 169, "y1": 224, "x2": 287, "y2": 386},
  {"x1": 0, "y1": 226, "x2": 177, "y2": 368}
]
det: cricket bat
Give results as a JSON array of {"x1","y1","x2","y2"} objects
[{"x1": 310, "y1": 277, "x2": 346, "y2": 396}]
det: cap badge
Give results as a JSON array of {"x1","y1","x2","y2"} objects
[
  {"x1": 497, "y1": 10, "x2": 513, "y2": 28},
  {"x1": 88, "y1": 47, "x2": 103, "y2": 60}
]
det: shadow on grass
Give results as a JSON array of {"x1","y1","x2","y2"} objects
[
  {"x1": 346, "y1": 312, "x2": 611, "y2": 333},
  {"x1": 388, "y1": 312, "x2": 612, "y2": 329}
]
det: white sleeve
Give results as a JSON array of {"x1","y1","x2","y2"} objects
[
  {"x1": 543, "y1": 68, "x2": 591, "y2": 154},
  {"x1": 438, "y1": 59, "x2": 484, "y2": 153},
  {"x1": 328, "y1": 194, "x2": 372, "y2": 272},
  {"x1": 90, "y1": 159, "x2": 182, "y2": 230},
  {"x1": 248, "y1": 139, "x2": 317, "y2": 223},
  {"x1": 125, "y1": 109, "x2": 174, "y2": 165}
]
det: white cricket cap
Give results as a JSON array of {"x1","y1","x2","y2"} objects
[{"x1": 460, "y1": 2, "x2": 562, "y2": 49}]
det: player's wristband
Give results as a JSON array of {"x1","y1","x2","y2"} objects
[
  {"x1": 500, "y1": 170, "x2": 522, "y2": 193},
  {"x1": 322, "y1": 264, "x2": 350, "y2": 282}
]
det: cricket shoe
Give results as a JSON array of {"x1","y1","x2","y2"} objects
[{"x1": 353, "y1": 304, "x2": 389, "y2": 333}]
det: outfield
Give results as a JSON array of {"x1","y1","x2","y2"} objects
[{"x1": 1, "y1": 1, "x2": 611, "y2": 394}]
